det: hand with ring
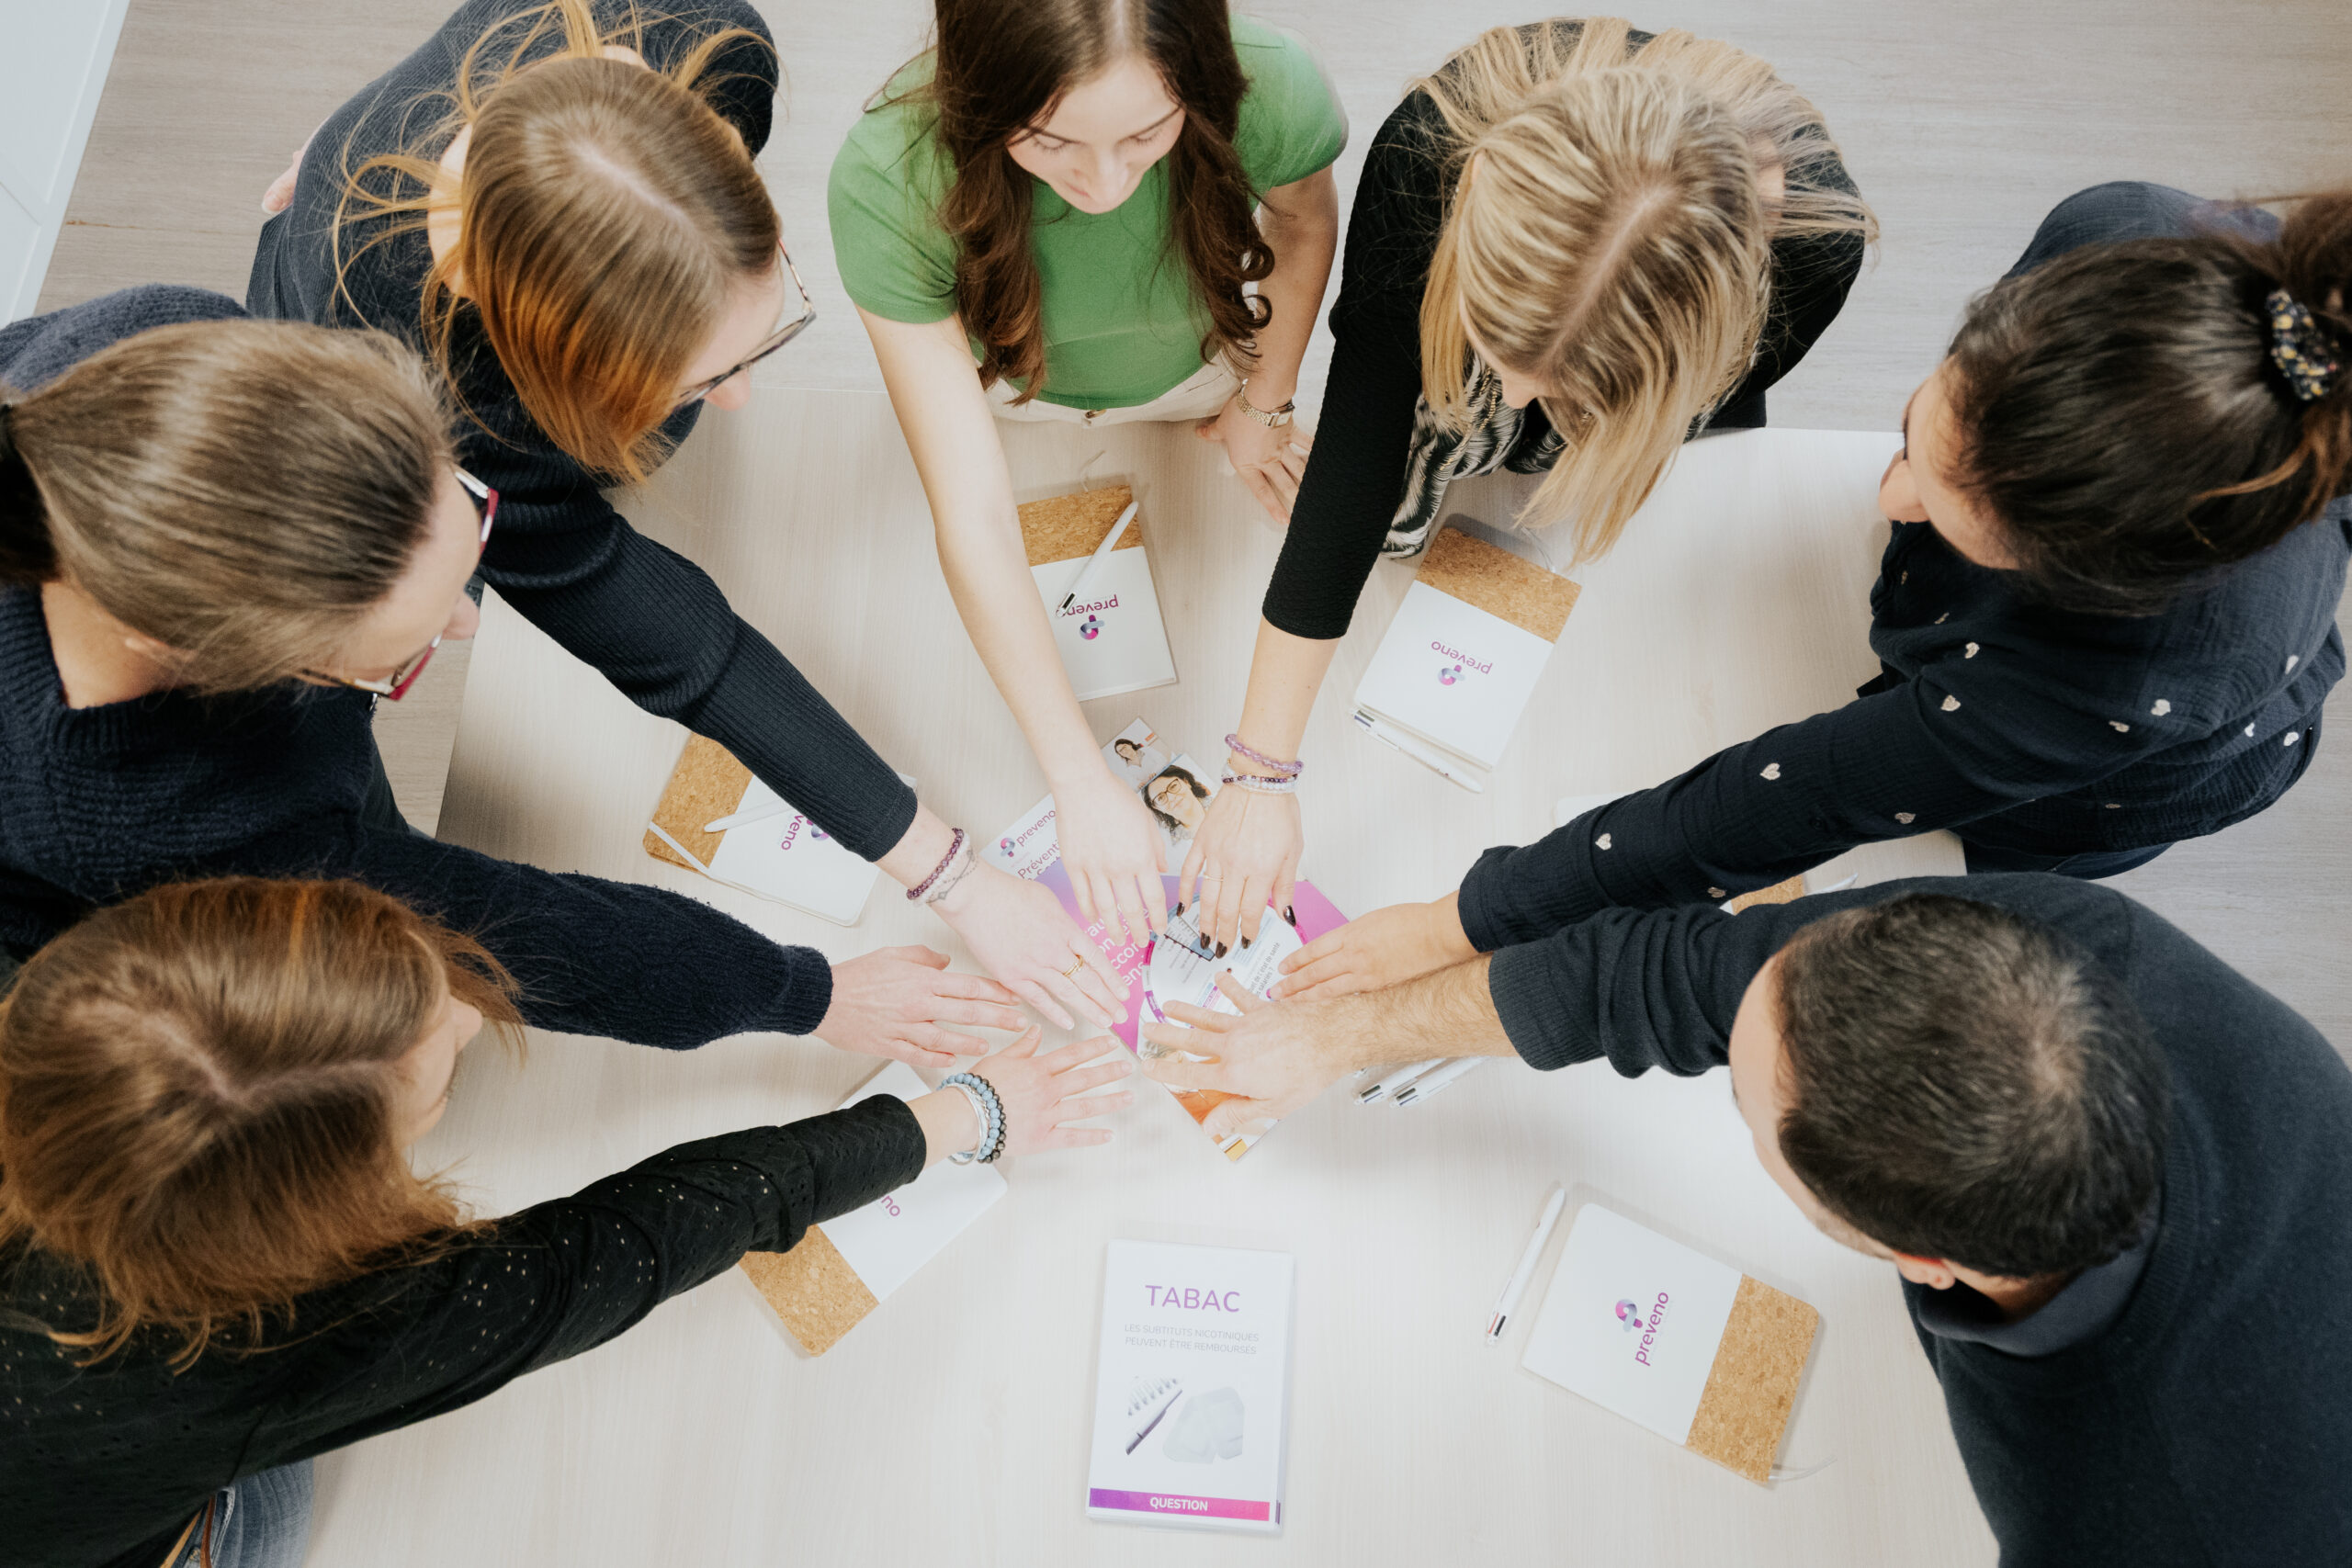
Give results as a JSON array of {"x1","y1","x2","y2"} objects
[{"x1": 930, "y1": 858, "x2": 1129, "y2": 1031}]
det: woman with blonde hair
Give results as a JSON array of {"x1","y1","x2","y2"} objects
[
  {"x1": 832, "y1": 0, "x2": 1347, "y2": 950},
  {"x1": 248, "y1": 0, "x2": 1127, "y2": 1031},
  {"x1": 1182, "y1": 17, "x2": 1873, "y2": 950},
  {"x1": 0, "y1": 877, "x2": 1128, "y2": 1568},
  {"x1": 0, "y1": 286, "x2": 1032, "y2": 1064}
]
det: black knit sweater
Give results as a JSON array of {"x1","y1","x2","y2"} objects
[
  {"x1": 1487, "y1": 873, "x2": 2352, "y2": 1566},
  {"x1": 1264, "y1": 21, "x2": 1867, "y2": 640},
  {"x1": 3, "y1": 1094, "x2": 926, "y2": 1568},
  {"x1": 244, "y1": 0, "x2": 919, "y2": 860},
  {"x1": 0, "y1": 284, "x2": 833, "y2": 1045},
  {"x1": 1459, "y1": 184, "x2": 2349, "y2": 944}
]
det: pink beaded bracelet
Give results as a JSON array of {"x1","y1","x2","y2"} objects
[
  {"x1": 1224, "y1": 733, "x2": 1303, "y2": 778},
  {"x1": 906, "y1": 827, "x2": 967, "y2": 902}
]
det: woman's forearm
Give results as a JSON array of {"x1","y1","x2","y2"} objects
[
  {"x1": 1245, "y1": 167, "x2": 1340, "y2": 405},
  {"x1": 1229, "y1": 618, "x2": 1337, "y2": 770},
  {"x1": 859, "y1": 308, "x2": 1110, "y2": 791}
]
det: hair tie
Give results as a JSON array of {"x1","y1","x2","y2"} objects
[{"x1": 2265, "y1": 288, "x2": 2343, "y2": 402}]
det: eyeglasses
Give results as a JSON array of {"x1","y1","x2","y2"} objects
[
  {"x1": 312, "y1": 466, "x2": 498, "y2": 703},
  {"x1": 673, "y1": 238, "x2": 817, "y2": 410}
]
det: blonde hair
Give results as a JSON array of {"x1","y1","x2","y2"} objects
[
  {"x1": 0, "y1": 318, "x2": 451, "y2": 694},
  {"x1": 335, "y1": 0, "x2": 779, "y2": 481},
  {"x1": 0, "y1": 878, "x2": 523, "y2": 1366},
  {"x1": 1418, "y1": 19, "x2": 1876, "y2": 560}
]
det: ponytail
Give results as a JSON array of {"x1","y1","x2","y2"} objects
[
  {"x1": 1946, "y1": 184, "x2": 2352, "y2": 615},
  {"x1": 0, "y1": 397, "x2": 57, "y2": 584}
]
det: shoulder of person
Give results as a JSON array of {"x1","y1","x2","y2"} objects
[
  {"x1": 829, "y1": 57, "x2": 949, "y2": 197},
  {"x1": 0, "y1": 286, "x2": 247, "y2": 390},
  {"x1": 2007, "y1": 182, "x2": 2228, "y2": 279},
  {"x1": 1230, "y1": 16, "x2": 1345, "y2": 179}
]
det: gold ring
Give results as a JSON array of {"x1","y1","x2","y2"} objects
[{"x1": 1061, "y1": 957, "x2": 1087, "y2": 979}]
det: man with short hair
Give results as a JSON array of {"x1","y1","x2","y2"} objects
[{"x1": 1139, "y1": 875, "x2": 2352, "y2": 1563}]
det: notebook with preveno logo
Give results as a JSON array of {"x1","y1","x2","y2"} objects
[
  {"x1": 1520, "y1": 1202, "x2": 1818, "y2": 1485},
  {"x1": 1351, "y1": 524, "x2": 1580, "y2": 786},
  {"x1": 1020, "y1": 485, "x2": 1177, "y2": 702}
]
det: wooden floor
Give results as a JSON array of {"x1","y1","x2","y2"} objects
[{"x1": 38, "y1": 4, "x2": 2352, "y2": 971}]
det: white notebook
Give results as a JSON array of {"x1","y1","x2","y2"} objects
[
  {"x1": 1352, "y1": 525, "x2": 1579, "y2": 784},
  {"x1": 1086, "y1": 1240, "x2": 1295, "y2": 1533},
  {"x1": 1021, "y1": 486, "x2": 1177, "y2": 703}
]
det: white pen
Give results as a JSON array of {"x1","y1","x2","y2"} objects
[
  {"x1": 1358, "y1": 1056, "x2": 1448, "y2": 1105},
  {"x1": 1352, "y1": 712, "x2": 1486, "y2": 794},
  {"x1": 701, "y1": 799, "x2": 795, "y2": 835},
  {"x1": 1393, "y1": 1056, "x2": 1486, "y2": 1106},
  {"x1": 1487, "y1": 1184, "x2": 1568, "y2": 1341},
  {"x1": 1057, "y1": 500, "x2": 1140, "y2": 612}
]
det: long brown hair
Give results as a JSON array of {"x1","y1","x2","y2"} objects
[
  {"x1": 335, "y1": 0, "x2": 779, "y2": 480},
  {"x1": 1945, "y1": 186, "x2": 2352, "y2": 613},
  {"x1": 1418, "y1": 19, "x2": 1876, "y2": 561},
  {"x1": 0, "y1": 878, "x2": 522, "y2": 1365},
  {"x1": 910, "y1": 0, "x2": 1271, "y2": 400},
  {"x1": 0, "y1": 318, "x2": 449, "y2": 694}
]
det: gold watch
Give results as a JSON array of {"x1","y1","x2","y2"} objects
[{"x1": 1235, "y1": 380, "x2": 1295, "y2": 428}]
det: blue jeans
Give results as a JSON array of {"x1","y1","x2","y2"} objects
[{"x1": 167, "y1": 1460, "x2": 312, "y2": 1568}]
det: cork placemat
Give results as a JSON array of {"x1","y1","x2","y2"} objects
[
  {"x1": 741, "y1": 1225, "x2": 880, "y2": 1357},
  {"x1": 1019, "y1": 484, "x2": 1143, "y2": 569},
  {"x1": 1725, "y1": 874, "x2": 1806, "y2": 915},
  {"x1": 644, "y1": 734, "x2": 752, "y2": 872},
  {"x1": 1685, "y1": 1274, "x2": 1820, "y2": 1484},
  {"x1": 1416, "y1": 527, "x2": 1581, "y2": 642}
]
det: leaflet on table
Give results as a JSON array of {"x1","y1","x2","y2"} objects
[
  {"x1": 979, "y1": 719, "x2": 1221, "y2": 878},
  {"x1": 737, "y1": 1061, "x2": 1006, "y2": 1355},
  {"x1": 1033, "y1": 863, "x2": 1347, "y2": 1161},
  {"x1": 1087, "y1": 1240, "x2": 1295, "y2": 1534}
]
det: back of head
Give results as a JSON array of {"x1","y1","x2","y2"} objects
[
  {"x1": 1771, "y1": 894, "x2": 2169, "y2": 1280},
  {"x1": 340, "y1": 1, "x2": 779, "y2": 480},
  {"x1": 1419, "y1": 20, "x2": 1875, "y2": 562},
  {"x1": 0, "y1": 318, "x2": 448, "y2": 694},
  {"x1": 1946, "y1": 186, "x2": 2352, "y2": 613},
  {"x1": 0, "y1": 878, "x2": 517, "y2": 1363},
  {"x1": 923, "y1": 0, "x2": 1263, "y2": 400}
]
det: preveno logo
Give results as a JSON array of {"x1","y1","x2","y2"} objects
[
  {"x1": 1438, "y1": 663, "x2": 1463, "y2": 685},
  {"x1": 1613, "y1": 1299, "x2": 1644, "y2": 1333},
  {"x1": 1081, "y1": 615, "x2": 1102, "y2": 640}
]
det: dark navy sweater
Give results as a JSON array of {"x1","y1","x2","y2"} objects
[
  {"x1": 1460, "y1": 184, "x2": 2348, "y2": 946},
  {"x1": 245, "y1": 0, "x2": 921, "y2": 861},
  {"x1": 0, "y1": 285, "x2": 832, "y2": 1046},
  {"x1": 1487, "y1": 873, "x2": 2352, "y2": 1567}
]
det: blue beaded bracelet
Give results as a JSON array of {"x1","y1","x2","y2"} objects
[{"x1": 940, "y1": 1071, "x2": 1005, "y2": 1164}]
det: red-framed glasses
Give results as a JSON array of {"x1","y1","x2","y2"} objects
[{"x1": 313, "y1": 466, "x2": 498, "y2": 703}]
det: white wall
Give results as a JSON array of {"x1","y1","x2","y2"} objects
[{"x1": 0, "y1": 0, "x2": 130, "y2": 322}]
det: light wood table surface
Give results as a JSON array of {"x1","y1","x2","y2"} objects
[{"x1": 308, "y1": 391, "x2": 1996, "y2": 1567}]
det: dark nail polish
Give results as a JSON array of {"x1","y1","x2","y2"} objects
[
  {"x1": 1174, "y1": 901, "x2": 1186, "y2": 916},
  {"x1": 1283, "y1": 905, "x2": 1296, "y2": 925},
  {"x1": 1240, "y1": 934, "x2": 1251, "y2": 950},
  {"x1": 1215, "y1": 942, "x2": 1228, "y2": 959}
]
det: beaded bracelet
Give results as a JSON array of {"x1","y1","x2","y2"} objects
[
  {"x1": 1224, "y1": 734, "x2": 1303, "y2": 779},
  {"x1": 1222, "y1": 772, "x2": 1299, "y2": 795},
  {"x1": 940, "y1": 1071, "x2": 1005, "y2": 1164},
  {"x1": 922, "y1": 835, "x2": 978, "y2": 906},
  {"x1": 906, "y1": 827, "x2": 967, "y2": 902}
]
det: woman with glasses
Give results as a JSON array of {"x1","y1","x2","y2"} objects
[
  {"x1": 246, "y1": 0, "x2": 1128, "y2": 1030},
  {"x1": 0, "y1": 285, "x2": 1041, "y2": 1066}
]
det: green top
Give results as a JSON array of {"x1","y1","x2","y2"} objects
[{"x1": 827, "y1": 16, "x2": 1347, "y2": 410}]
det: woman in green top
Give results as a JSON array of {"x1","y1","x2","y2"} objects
[{"x1": 831, "y1": 0, "x2": 1345, "y2": 947}]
